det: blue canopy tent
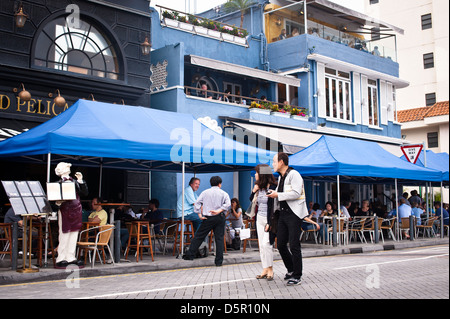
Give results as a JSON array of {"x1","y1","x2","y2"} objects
[
  {"x1": 400, "y1": 150, "x2": 449, "y2": 182},
  {"x1": 0, "y1": 99, "x2": 275, "y2": 256},
  {"x1": 400, "y1": 150, "x2": 449, "y2": 236},
  {"x1": 288, "y1": 135, "x2": 443, "y2": 183},
  {"x1": 0, "y1": 100, "x2": 273, "y2": 173},
  {"x1": 288, "y1": 135, "x2": 444, "y2": 241}
]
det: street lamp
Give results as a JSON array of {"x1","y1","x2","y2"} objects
[
  {"x1": 15, "y1": 4, "x2": 28, "y2": 28},
  {"x1": 140, "y1": 37, "x2": 151, "y2": 56}
]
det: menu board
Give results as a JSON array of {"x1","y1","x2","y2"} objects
[
  {"x1": 46, "y1": 182, "x2": 76, "y2": 201},
  {"x1": 1, "y1": 181, "x2": 52, "y2": 216}
]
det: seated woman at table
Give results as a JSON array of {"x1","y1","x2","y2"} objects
[
  {"x1": 355, "y1": 200, "x2": 372, "y2": 217},
  {"x1": 319, "y1": 201, "x2": 336, "y2": 221}
]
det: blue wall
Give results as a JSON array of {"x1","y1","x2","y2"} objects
[{"x1": 150, "y1": 9, "x2": 264, "y2": 70}]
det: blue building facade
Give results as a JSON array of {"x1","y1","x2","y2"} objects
[{"x1": 149, "y1": 0, "x2": 408, "y2": 212}]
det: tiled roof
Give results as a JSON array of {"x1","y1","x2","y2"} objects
[{"x1": 397, "y1": 101, "x2": 449, "y2": 123}]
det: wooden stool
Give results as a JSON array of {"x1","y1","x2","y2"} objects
[
  {"x1": 173, "y1": 220, "x2": 195, "y2": 255},
  {"x1": 32, "y1": 221, "x2": 55, "y2": 267},
  {"x1": 125, "y1": 221, "x2": 154, "y2": 262},
  {"x1": 208, "y1": 229, "x2": 227, "y2": 253},
  {"x1": 243, "y1": 220, "x2": 258, "y2": 253},
  {"x1": 0, "y1": 223, "x2": 12, "y2": 261}
]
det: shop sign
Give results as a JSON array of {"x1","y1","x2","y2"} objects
[{"x1": 0, "y1": 93, "x2": 72, "y2": 119}]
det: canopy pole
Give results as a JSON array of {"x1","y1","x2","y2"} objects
[
  {"x1": 337, "y1": 175, "x2": 340, "y2": 216},
  {"x1": 395, "y1": 178, "x2": 400, "y2": 241},
  {"x1": 44, "y1": 152, "x2": 51, "y2": 267},
  {"x1": 181, "y1": 162, "x2": 186, "y2": 256},
  {"x1": 46, "y1": 153, "x2": 51, "y2": 183},
  {"x1": 99, "y1": 159, "x2": 103, "y2": 198},
  {"x1": 440, "y1": 181, "x2": 444, "y2": 238}
]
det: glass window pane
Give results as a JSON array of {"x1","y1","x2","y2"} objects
[{"x1": 33, "y1": 15, "x2": 120, "y2": 79}]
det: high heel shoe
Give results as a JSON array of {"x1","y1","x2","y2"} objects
[{"x1": 256, "y1": 274, "x2": 268, "y2": 279}]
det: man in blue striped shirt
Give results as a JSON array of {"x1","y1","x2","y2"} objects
[{"x1": 183, "y1": 176, "x2": 231, "y2": 266}]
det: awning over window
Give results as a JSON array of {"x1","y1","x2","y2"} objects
[
  {"x1": 187, "y1": 55, "x2": 301, "y2": 87},
  {"x1": 229, "y1": 120, "x2": 405, "y2": 156}
]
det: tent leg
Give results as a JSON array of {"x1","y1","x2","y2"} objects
[
  {"x1": 180, "y1": 162, "x2": 185, "y2": 256},
  {"x1": 441, "y1": 182, "x2": 444, "y2": 238},
  {"x1": 395, "y1": 178, "x2": 400, "y2": 241},
  {"x1": 44, "y1": 152, "x2": 51, "y2": 268}
]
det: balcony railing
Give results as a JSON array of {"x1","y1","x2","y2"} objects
[
  {"x1": 157, "y1": 6, "x2": 249, "y2": 47},
  {"x1": 184, "y1": 86, "x2": 308, "y2": 119},
  {"x1": 265, "y1": 6, "x2": 397, "y2": 62}
]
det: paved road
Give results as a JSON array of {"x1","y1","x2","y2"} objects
[{"x1": 1, "y1": 244, "x2": 447, "y2": 304}]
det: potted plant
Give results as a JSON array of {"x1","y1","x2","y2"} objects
[
  {"x1": 271, "y1": 104, "x2": 291, "y2": 118},
  {"x1": 162, "y1": 10, "x2": 179, "y2": 28},
  {"x1": 207, "y1": 21, "x2": 222, "y2": 38},
  {"x1": 221, "y1": 25, "x2": 235, "y2": 41},
  {"x1": 178, "y1": 15, "x2": 193, "y2": 31},
  {"x1": 249, "y1": 101, "x2": 271, "y2": 115},
  {"x1": 290, "y1": 107, "x2": 308, "y2": 120}
]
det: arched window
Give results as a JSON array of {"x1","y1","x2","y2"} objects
[{"x1": 33, "y1": 15, "x2": 121, "y2": 80}]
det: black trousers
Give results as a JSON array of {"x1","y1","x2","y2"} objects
[
  {"x1": 185, "y1": 213, "x2": 226, "y2": 266},
  {"x1": 277, "y1": 209, "x2": 303, "y2": 279}
]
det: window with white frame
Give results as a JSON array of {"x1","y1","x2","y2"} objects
[
  {"x1": 325, "y1": 68, "x2": 352, "y2": 121},
  {"x1": 367, "y1": 79, "x2": 379, "y2": 126}
]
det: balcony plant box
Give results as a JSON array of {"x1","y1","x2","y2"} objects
[
  {"x1": 194, "y1": 25, "x2": 208, "y2": 35},
  {"x1": 208, "y1": 29, "x2": 221, "y2": 38},
  {"x1": 291, "y1": 115, "x2": 308, "y2": 121},
  {"x1": 272, "y1": 111, "x2": 291, "y2": 118},
  {"x1": 222, "y1": 33, "x2": 235, "y2": 42},
  {"x1": 179, "y1": 21, "x2": 193, "y2": 31},
  {"x1": 164, "y1": 18, "x2": 179, "y2": 28},
  {"x1": 234, "y1": 36, "x2": 247, "y2": 45},
  {"x1": 249, "y1": 108, "x2": 270, "y2": 115}
]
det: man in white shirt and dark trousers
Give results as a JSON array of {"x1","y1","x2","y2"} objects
[
  {"x1": 268, "y1": 152, "x2": 309, "y2": 285},
  {"x1": 183, "y1": 176, "x2": 231, "y2": 266}
]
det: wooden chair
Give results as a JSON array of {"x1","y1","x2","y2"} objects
[
  {"x1": 81, "y1": 222, "x2": 100, "y2": 242},
  {"x1": 364, "y1": 217, "x2": 385, "y2": 243},
  {"x1": 173, "y1": 220, "x2": 195, "y2": 256},
  {"x1": 125, "y1": 221, "x2": 154, "y2": 262},
  {"x1": 77, "y1": 225, "x2": 115, "y2": 268},
  {"x1": 381, "y1": 217, "x2": 396, "y2": 241},
  {"x1": 400, "y1": 217, "x2": 411, "y2": 240},
  {"x1": 0, "y1": 223, "x2": 12, "y2": 261},
  {"x1": 300, "y1": 221, "x2": 319, "y2": 244},
  {"x1": 348, "y1": 218, "x2": 367, "y2": 243},
  {"x1": 416, "y1": 216, "x2": 437, "y2": 238},
  {"x1": 242, "y1": 220, "x2": 258, "y2": 252}
]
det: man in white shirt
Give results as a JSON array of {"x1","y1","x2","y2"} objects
[
  {"x1": 267, "y1": 152, "x2": 308, "y2": 286},
  {"x1": 340, "y1": 200, "x2": 351, "y2": 219},
  {"x1": 183, "y1": 176, "x2": 231, "y2": 266}
]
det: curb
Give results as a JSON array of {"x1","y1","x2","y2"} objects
[{"x1": 0, "y1": 238, "x2": 448, "y2": 285}]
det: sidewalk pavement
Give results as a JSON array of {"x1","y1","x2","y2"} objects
[{"x1": 0, "y1": 237, "x2": 448, "y2": 285}]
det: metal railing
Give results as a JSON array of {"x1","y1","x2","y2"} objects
[{"x1": 184, "y1": 86, "x2": 308, "y2": 116}]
